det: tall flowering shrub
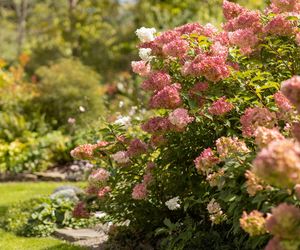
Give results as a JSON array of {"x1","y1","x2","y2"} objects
[{"x1": 72, "y1": 1, "x2": 300, "y2": 249}]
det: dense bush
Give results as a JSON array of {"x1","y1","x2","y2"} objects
[
  {"x1": 0, "y1": 62, "x2": 73, "y2": 173},
  {"x1": 34, "y1": 58, "x2": 105, "y2": 129},
  {"x1": 71, "y1": 1, "x2": 300, "y2": 249}
]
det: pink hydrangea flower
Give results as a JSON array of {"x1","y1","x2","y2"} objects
[
  {"x1": 254, "y1": 127, "x2": 285, "y2": 148},
  {"x1": 203, "y1": 23, "x2": 219, "y2": 37},
  {"x1": 240, "y1": 107, "x2": 277, "y2": 137},
  {"x1": 98, "y1": 186, "x2": 111, "y2": 199},
  {"x1": 127, "y1": 139, "x2": 148, "y2": 157},
  {"x1": 73, "y1": 202, "x2": 90, "y2": 218},
  {"x1": 189, "y1": 82, "x2": 209, "y2": 94},
  {"x1": 132, "y1": 183, "x2": 147, "y2": 200},
  {"x1": 70, "y1": 144, "x2": 96, "y2": 160},
  {"x1": 222, "y1": 0, "x2": 246, "y2": 20},
  {"x1": 208, "y1": 97, "x2": 234, "y2": 115},
  {"x1": 174, "y1": 23, "x2": 203, "y2": 35},
  {"x1": 143, "y1": 172, "x2": 153, "y2": 186},
  {"x1": 264, "y1": 15, "x2": 296, "y2": 36},
  {"x1": 182, "y1": 56, "x2": 230, "y2": 82},
  {"x1": 274, "y1": 91, "x2": 293, "y2": 111},
  {"x1": 111, "y1": 151, "x2": 130, "y2": 164},
  {"x1": 211, "y1": 41, "x2": 229, "y2": 59},
  {"x1": 228, "y1": 28, "x2": 259, "y2": 51},
  {"x1": 149, "y1": 84, "x2": 182, "y2": 109},
  {"x1": 265, "y1": 237, "x2": 284, "y2": 250},
  {"x1": 141, "y1": 116, "x2": 172, "y2": 134},
  {"x1": 223, "y1": 10, "x2": 261, "y2": 32},
  {"x1": 168, "y1": 108, "x2": 194, "y2": 129},
  {"x1": 141, "y1": 71, "x2": 171, "y2": 92},
  {"x1": 88, "y1": 168, "x2": 110, "y2": 183},
  {"x1": 281, "y1": 75, "x2": 300, "y2": 112},
  {"x1": 162, "y1": 38, "x2": 189, "y2": 58},
  {"x1": 216, "y1": 137, "x2": 249, "y2": 159},
  {"x1": 253, "y1": 139, "x2": 300, "y2": 188},
  {"x1": 265, "y1": 203, "x2": 300, "y2": 240},
  {"x1": 154, "y1": 30, "x2": 180, "y2": 47},
  {"x1": 131, "y1": 61, "x2": 151, "y2": 77},
  {"x1": 194, "y1": 148, "x2": 220, "y2": 174}
]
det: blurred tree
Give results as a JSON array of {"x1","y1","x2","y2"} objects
[{"x1": 0, "y1": 0, "x2": 267, "y2": 80}]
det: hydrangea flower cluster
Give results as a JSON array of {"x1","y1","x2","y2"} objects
[
  {"x1": 254, "y1": 126, "x2": 285, "y2": 148},
  {"x1": 70, "y1": 144, "x2": 96, "y2": 160},
  {"x1": 266, "y1": 203, "x2": 300, "y2": 242},
  {"x1": 111, "y1": 151, "x2": 130, "y2": 164},
  {"x1": 88, "y1": 168, "x2": 110, "y2": 184},
  {"x1": 215, "y1": 137, "x2": 249, "y2": 159},
  {"x1": 274, "y1": 91, "x2": 293, "y2": 112},
  {"x1": 194, "y1": 148, "x2": 220, "y2": 174},
  {"x1": 252, "y1": 139, "x2": 300, "y2": 188},
  {"x1": 240, "y1": 210, "x2": 266, "y2": 236},
  {"x1": 132, "y1": 183, "x2": 148, "y2": 200},
  {"x1": 240, "y1": 107, "x2": 277, "y2": 137},
  {"x1": 165, "y1": 196, "x2": 181, "y2": 210},
  {"x1": 281, "y1": 75, "x2": 300, "y2": 112},
  {"x1": 245, "y1": 170, "x2": 265, "y2": 197},
  {"x1": 168, "y1": 108, "x2": 194, "y2": 130},
  {"x1": 73, "y1": 201, "x2": 90, "y2": 218},
  {"x1": 208, "y1": 97, "x2": 234, "y2": 116},
  {"x1": 207, "y1": 198, "x2": 227, "y2": 225}
]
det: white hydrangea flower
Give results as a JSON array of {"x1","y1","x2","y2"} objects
[
  {"x1": 114, "y1": 115, "x2": 131, "y2": 128},
  {"x1": 139, "y1": 48, "x2": 152, "y2": 61},
  {"x1": 119, "y1": 101, "x2": 124, "y2": 108},
  {"x1": 79, "y1": 106, "x2": 86, "y2": 112},
  {"x1": 135, "y1": 27, "x2": 156, "y2": 43},
  {"x1": 111, "y1": 151, "x2": 130, "y2": 164},
  {"x1": 165, "y1": 196, "x2": 181, "y2": 210}
]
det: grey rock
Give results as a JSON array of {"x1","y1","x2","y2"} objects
[
  {"x1": 51, "y1": 185, "x2": 83, "y2": 202},
  {"x1": 53, "y1": 185, "x2": 83, "y2": 194},
  {"x1": 50, "y1": 189, "x2": 78, "y2": 202}
]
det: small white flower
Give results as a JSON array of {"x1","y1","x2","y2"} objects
[
  {"x1": 207, "y1": 199, "x2": 221, "y2": 214},
  {"x1": 165, "y1": 196, "x2": 181, "y2": 210},
  {"x1": 139, "y1": 48, "x2": 153, "y2": 61},
  {"x1": 68, "y1": 117, "x2": 76, "y2": 124},
  {"x1": 119, "y1": 101, "x2": 124, "y2": 108},
  {"x1": 79, "y1": 106, "x2": 85, "y2": 112},
  {"x1": 129, "y1": 106, "x2": 138, "y2": 116},
  {"x1": 111, "y1": 151, "x2": 130, "y2": 164},
  {"x1": 135, "y1": 27, "x2": 156, "y2": 43},
  {"x1": 114, "y1": 115, "x2": 131, "y2": 128}
]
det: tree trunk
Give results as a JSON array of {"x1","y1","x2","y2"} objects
[{"x1": 15, "y1": 0, "x2": 28, "y2": 56}]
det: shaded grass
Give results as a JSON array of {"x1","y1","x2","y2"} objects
[
  {"x1": 0, "y1": 182, "x2": 87, "y2": 250},
  {"x1": 0, "y1": 229, "x2": 87, "y2": 250}
]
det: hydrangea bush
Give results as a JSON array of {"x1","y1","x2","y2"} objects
[{"x1": 72, "y1": 1, "x2": 300, "y2": 249}]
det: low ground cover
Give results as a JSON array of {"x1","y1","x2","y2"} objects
[{"x1": 0, "y1": 182, "x2": 86, "y2": 250}]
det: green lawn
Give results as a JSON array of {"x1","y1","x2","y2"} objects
[{"x1": 0, "y1": 182, "x2": 87, "y2": 250}]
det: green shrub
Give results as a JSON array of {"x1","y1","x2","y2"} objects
[
  {"x1": 0, "y1": 128, "x2": 71, "y2": 173},
  {"x1": 35, "y1": 58, "x2": 105, "y2": 129},
  {"x1": 3, "y1": 196, "x2": 99, "y2": 237}
]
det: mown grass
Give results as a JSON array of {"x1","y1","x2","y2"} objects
[{"x1": 0, "y1": 182, "x2": 87, "y2": 250}]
